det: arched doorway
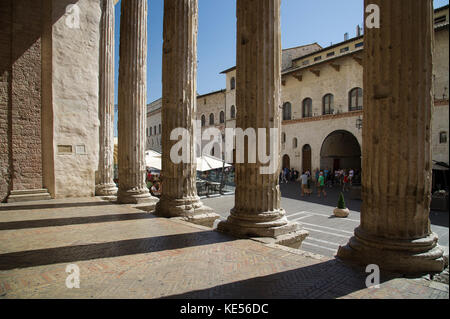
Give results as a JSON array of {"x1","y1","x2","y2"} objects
[
  {"x1": 320, "y1": 130, "x2": 361, "y2": 171},
  {"x1": 302, "y1": 145, "x2": 311, "y2": 173},
  {"x1": 282, "y1": 154, "x2": 291, "y2": 170}
]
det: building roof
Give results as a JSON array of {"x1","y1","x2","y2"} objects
[
  {"x1": 197, "y1": 89, "x2": 226, "y2": 99},
  {"x1": 291, "y1": 35, "x2": 364, "y2": 63},
  {"x1": 220, "y1": 42, "x2": 322, "y2": 74}
]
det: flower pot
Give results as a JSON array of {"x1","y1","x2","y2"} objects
[{"x1": 333, "y1": 207, "x2": 350, "y2": 218}]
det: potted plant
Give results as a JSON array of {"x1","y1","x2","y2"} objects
[{"x1": 333, "y1": 192, "x2": 350, "y2": 218}]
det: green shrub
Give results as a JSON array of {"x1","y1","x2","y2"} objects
[{"x1": 338, "y1": 192, "x2": 346, "y2": 209}]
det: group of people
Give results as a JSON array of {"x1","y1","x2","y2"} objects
[
  {"x1": 280, "y1": 167, "x2": 300, "y2": 183},
  {"x1": 281, "y1": 167, "x2": 359, "y2": 198},
  {"x1": 299, "y1": 170, "x2": 328, "y2": 198},
  {"x1": 146, "y1": 170, "x2": 162, "y2": 197}
]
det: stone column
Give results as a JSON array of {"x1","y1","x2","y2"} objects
[
  {"x1": 117, "y1": 0, "x2": 157, "y2": 205},
  {"x1": 96, "y1": 0, "x2": 117, "y2": 197},
  {"x1": 217, "y1": 0, "x2": 308, "y2": 248},
  {"x1": 154, "y1": 0, "x2": 219, "y2": 227},
  {"x1": 337, "y1": 0, "x2": 445, "y2": 273}
]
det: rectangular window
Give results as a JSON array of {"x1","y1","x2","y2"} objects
[
  {"x1": 302, "y1": 60, "x2": 310, "y2": 66},
  {"x1": 340, "y1": 47, "x2": 349, "y2": 53},
  {"x1": 314, "y1": 56, "x2": 322, "y2": 62},
  {"x1": 440, "y1": 132, "x2": 448, "y2": 144},
  {"x1": 326, "y1": 51, "x2": 335, "y2": 57},
  {"x1": 435, "y1": 16, "x2": 446, "y2": 24},
  {"x1": 355, "y1": 42, "x2": 364, "y2": 48}
]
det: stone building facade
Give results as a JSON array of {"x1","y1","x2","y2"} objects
[{"x1": 146, "y1": 4, "x2": 449, "y2": 176}]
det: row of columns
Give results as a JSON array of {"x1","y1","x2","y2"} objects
[{"x1": 96, "y1": 0, "x2": 445, "y2": 273}]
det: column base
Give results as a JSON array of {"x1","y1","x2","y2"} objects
[
  {"x1": 95, "y1": 183, "x2": 118, "y2": 196},
  {"x1": 154, "y1": 196, "x2": 220, "y2": 228},
  {"x1": 337, "y1": 227, "x2": 446, "y2": 274},
  {"x1": 117, "y1": 188, "x2": 159, "y2": 205},
  {"x1": 217, "y1": 210, "x2": 309, "y2": 249}
]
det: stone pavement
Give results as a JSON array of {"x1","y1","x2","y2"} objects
[
  {"x1": 0, "y1": 198, "x2": 448, "y2": 299},
  {"x1": 205, "y1": 182, "x2": 449, "y2": 258}
]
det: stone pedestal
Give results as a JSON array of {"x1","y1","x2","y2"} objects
[
  {"x1": 117, "y1": 0, "x2": 158, "y2": 205},
  {"x1": 217, "y1": 0, "x2": 308, "y2": 248},
  {"x1": 154, "y1": 0, "x2": 219, "y2": 227},
  {"x1": 96, "y1": 0, "x2": 117, "y2": 197},
  {"x1": 337, "y1": 0, "x2": 445, "y2": 274}
]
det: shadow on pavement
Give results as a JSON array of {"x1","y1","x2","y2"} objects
[
  {"x1": 161, "y1": 258, "x2": 397, "y2": 299},
  {"x1": 0, "y1": 230, "x2": 236, "y2": 271},
  {"x1": 0, "y1": 212, "x2": 156, "y2": 231}
]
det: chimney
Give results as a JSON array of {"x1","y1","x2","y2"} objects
[
  {"x1": 344, "y1": 32, "x2": 349, "y2": 41},
  {"x1": 356, "y1": 25, "x2": 361, "y2": 37}
]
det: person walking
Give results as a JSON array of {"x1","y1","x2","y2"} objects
[
  {"x1": 300, "y1": 172, "x2": 309, "y2": 197},
  {"x1": 342, "y1": 173, "x2": 350, "y2": 192},
  {"x1": 349, "y1": 168, "x2": 354, "y2": 186},
  {"x1": 317, "y1": 171, "x2": 327, "y2": 198}
]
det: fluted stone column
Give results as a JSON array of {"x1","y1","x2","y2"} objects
[
  {"x1": 217, "y1": 0, "x2": 308, "y2": 248},
  {"x1": 154, "y1": 0, "x2": 219, "y2": 227},
  {"x1": 337, "y1": 0, "x2": 445, "y2": 273},
  {"x1": 117, "y1": 0, "x2": 158, "y2": 205},
  {"x1": 96, "y1": 0, "x2": 117, "y2": 197}
]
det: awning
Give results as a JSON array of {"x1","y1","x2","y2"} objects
[
  {"x1": 145, "y1": 150, "x2": 162, "y2": 170},
  {"x1": 433, "y1": 161, "x2": 449, "y2": 171},
  {"x1": 144, "y1": 151, "x2": 231, "y2": 172},
  {"x1": 196, "y1": 155, "x2": 232, "y2": 172}
]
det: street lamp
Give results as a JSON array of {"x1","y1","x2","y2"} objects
[{"x1": 356, "y1": 116, "x2": 363, "y2": 130}]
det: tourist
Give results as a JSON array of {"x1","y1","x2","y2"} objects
[
  {"x1": 151, "y1": 182, "x2": 161, "y2": 197},
  {"x1": 300, "y1": 172, "x2": 308, "y2": 197},
  {"x1": 342, "y1": 173, "x2": 350, "y2": 192},
  {"x1": 317, "y1": 172, "x2": 327, "y2": 198},
  {"x1": 349, "y1": 168, "x2": 354, "y2": 186}
]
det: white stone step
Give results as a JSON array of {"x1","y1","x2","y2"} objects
[
  {"x1": 7, "y1": 191, "x2": 52, "y2": 203},
  {"x1": 9, "y1": 189, "x2": 49, "y2": 196}
]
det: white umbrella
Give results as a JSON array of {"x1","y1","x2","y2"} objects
[
  {"x1": 144, "y1": 151, "x2": 230, "y2": 172},
  {"x1": 145, "y1": 150, "x2": 162, "y2": 170},
  {"x1": 196, "y1": 155, "x2": 232, "y2": 172}
]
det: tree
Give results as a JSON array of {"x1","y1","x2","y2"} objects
[{"x1": 338, "y1": 192, "x2": 346, "y2": 209}]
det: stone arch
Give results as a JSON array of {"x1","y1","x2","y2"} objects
[
  {"x1": 320, "y1": 130, "x2": 361, "y2": 171},
  {"x1": 282, "y1": 154, "x2": 291, "y2": 170},
  {"x1": 302, "y1": 144, "x2": 312, "y2": 173}
]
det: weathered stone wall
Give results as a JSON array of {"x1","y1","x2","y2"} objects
[
  {"x1": 0, "y1": 1, "x2": 12, "y2": 202},
  {"x1": 0, "y1": 0, "x2": 44, "y2": 202},
  {"x1": 11, "y1": 0, "x2": 44, "y2": 192},
  {"x1": 50, "y1": 0, "x2": 102, "y2": 198}
]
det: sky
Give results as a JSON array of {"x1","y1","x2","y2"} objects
[{"x1": 113, "y1": 0, "x2": 449, "y2": 106}]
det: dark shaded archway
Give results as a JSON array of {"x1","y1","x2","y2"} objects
[
  {"x1": 282, "y1": 154, "x2": 291, "y2": 170},
  {"x1": 302, "y1": 144, "x2": 311, "y2": 173},
  {"x1": 320, "y1": 130, "x2": 361, "y2": 171}
]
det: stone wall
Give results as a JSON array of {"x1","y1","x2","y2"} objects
[
  {"x1": 0, "y1": 1, "x2": 12, "y2": 202},
  {"x1": 49, "y1": 0, "x2": 102, "y2": 198},
  {"x1": 0, "y1": 0, "x2": 44, "y2": 202}
]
